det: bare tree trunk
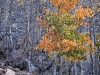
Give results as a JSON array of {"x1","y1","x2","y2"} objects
[
  {"x1": 89, "y1": 1, "x2": 99, "y2": 75},
  {"x1": 60, "y1": 56, "x2": 63, "y2": 75},
  {"x1": 54, "y1": 52, "x2": 57, "y2": 75},
  {"x1": 6, "y1": 0, "x2": 14, "y2": 48}
]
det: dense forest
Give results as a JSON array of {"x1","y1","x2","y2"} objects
[{"x1": 0, "y1": 0, "x2": 100, "y2": 75}]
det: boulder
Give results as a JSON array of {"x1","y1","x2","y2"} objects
[
  {"x1": 5, "y1": 68, "x2": 15, "y2": 75},
  {"x1": 0, "y1": 68, "x2": 5, "y2": 75}
]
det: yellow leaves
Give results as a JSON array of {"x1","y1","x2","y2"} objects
[
  {"x1": 78, "y1": 46, "x2": 84, "y2": 49},
  {"x1": 16, "y1": 0, "x2": 24, "y2": 6},
  {"x1": 84, "y1": 36, "x2": 90, "y2": 41},
  {"x1": 48, "y1": 52, "x2": 55, "y2": 59},
  {"x1": 96, "y1": 33, "x2": 100, "y2": 40},
  {"x1": 83, "y1": 36, "x2": 93, "y2": 45},
  {"x1": 66, "y1": 56, "x2": 74, "y2": 61},
  {"x1": 98, "y1": 53, "x2": 100, "y2": 58}
]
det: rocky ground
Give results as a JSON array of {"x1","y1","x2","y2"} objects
[{"x1": 0, "y1": 35, "x2": 54, "y2": 75}]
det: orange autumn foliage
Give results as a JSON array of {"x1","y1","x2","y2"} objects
[
  {"x1": 36, "y1": 35, "x2": 78, "y2": 52},
  {"x1": 34, "y1": 0, "x2": 97, "y2": 61},
  {"x1": 36, "y1": 36, "x2": 55, "y2": 52},
  {"x1": 74, "y1": 5, "x2": 94, "y2": 22},
  {"x1": 50, "y1": 0, "x2": 78, "y2": 12},
  {"x1": 62, "y1": 39, "x2": 77, "y2": 52}
]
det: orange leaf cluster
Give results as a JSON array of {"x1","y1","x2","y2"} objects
[
  {"x1": 50, "y1": 0, "x2": 62, "y2": 7},
  {"x1": 36, "y1": 37, "x2": 78, "y2": 53},
  {"x1": 50, "y1": 0, "x2": 78, "y2": 12},
  {"x1": 62, "y1": 39, "x2": 77, "y2": 52},
  {"x1": 36, "y1": 36, "x2": 55, "y2": 52},
  {"x1": 74, "y1": 5, "x2": 94, "y2": 22}
]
